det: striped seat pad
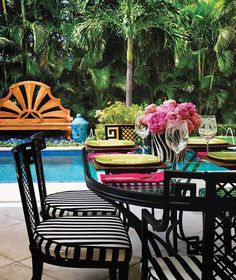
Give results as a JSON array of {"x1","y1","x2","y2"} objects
[
  {"x1": 149, "y1": 255, "x2": 202, "y2": 280},
  {"x1": 148, "y1": 255, "x2": 236, "y2": 280},
  {"x1": 45, "y1": 190, "x2": 117, "y2": 218},
  {"x1": 34, "y1": 215, "x2": 132, "y2": 263}
]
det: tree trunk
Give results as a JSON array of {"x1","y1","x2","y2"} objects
[
  {"x1": 126, "y1": 37, "x2": 133, "y2": 107},
  {"x1": 2, "y1": 0, "x2": 8, "y2": 23},
  {"x1": 2, "y1": 50, "x2": 7, "y2": 91},
  {"x1": 20, "y1": 0, "x2": 28, "y2": 78}
]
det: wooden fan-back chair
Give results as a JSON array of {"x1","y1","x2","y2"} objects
[{"x1": 0, "y1": 81, "x2": 72, "y2": 139}]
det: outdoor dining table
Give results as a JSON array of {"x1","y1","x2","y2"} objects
[{"x1": 82, "y1": 147, "x2": 236, "y2": 243}]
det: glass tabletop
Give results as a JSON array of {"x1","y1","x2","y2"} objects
[{"x1": 88, "y1": 149, "x2": 234, "y2": 195}]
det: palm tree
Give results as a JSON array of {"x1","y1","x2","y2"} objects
[
  {"x1": 177, "y1": 0, "x2": 236, "y2": 115},
  {"x1": 73, "y1": 0, "x2": 187, "y2": 107}
]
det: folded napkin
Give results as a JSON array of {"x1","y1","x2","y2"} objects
[
  {"x1": 197, "y1": 152, "x2": 208, "y2": 157},
  {"x1": 100, "y1": 172, "x2": 164, "y2": 183}
]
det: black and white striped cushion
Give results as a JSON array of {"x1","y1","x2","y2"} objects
[
  {"x1": 33, "y1": 215, "x2": 132, "y2": 263},
  {"x1": 149, "y1": 255, "x2": 202, "y2": 280},
  {"x1": 45, "y1": 190, "x2": 117, "y2": 218},
  {"x1": 148, "y1": 255, "x2": 236, "y2": 280}
]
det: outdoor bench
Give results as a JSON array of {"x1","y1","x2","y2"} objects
[{"x1": 0, "y1": 81, "x2": 72, "y2": 139}]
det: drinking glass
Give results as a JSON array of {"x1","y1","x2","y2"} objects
[
  {"x1": 165, "y1": 119, "x2": 189, "y2": 170},
  {"x1": 198, "y1": 115, "x2": 217, "y2": 155},
  {"x1": 135, "y1": 114, "x2": 149, "y2": 154}
]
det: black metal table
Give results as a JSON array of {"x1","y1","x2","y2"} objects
[{"x1": 82, "y1": 148, "x2": 234, "y2": 244}]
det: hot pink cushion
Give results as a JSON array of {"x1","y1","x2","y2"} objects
[{"x1": 100, "y1": 172, "x2": 164, "y2": 183}]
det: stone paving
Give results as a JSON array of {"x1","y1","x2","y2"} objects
[{"x1": 0, "y1": 183, "x2": 202, "y2": 280}]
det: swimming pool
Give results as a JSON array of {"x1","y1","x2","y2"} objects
[{"x1": 0, "y1": 149, "x2": 85, "y2": 183}]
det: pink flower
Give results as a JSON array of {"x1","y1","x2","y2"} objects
[
  {"x1": 166, "y1": 111, "x2": 179, "y2": 121},
  {"x1": 140, "y1": 100, "x2": 201, "y2": 135},
  {"x1": 186, "y1": 119, "x2": 195, "y2": 133},
  {"x1": 185, "y1": 102, "x2": 197, "y2": 115},
  {"x1": 175, "y1": 104, "x2": 190, "y2": 120},
  {"x1": 146, "y1": 111, "x2": 167, "y2": 134},
  {"x1": 161, "y1": 100, "x2": 177, "y2": 111},
  {"x1": 138, "y1": 114, "x2": 148, "y2": 125},
  {"x1": 144, "y1": 103, "x2": 157, "y2": 114},
  {"x1": 191, "y1": 114, "x2": 202, "y2": 128}
]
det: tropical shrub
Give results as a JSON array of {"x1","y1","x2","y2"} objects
[{"x1": 94, "y1": 101, "x2": 142, "y2": 139}]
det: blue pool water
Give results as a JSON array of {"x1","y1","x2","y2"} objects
[{"x1": 0, "y1": 150, "x2": 85, "y2": 183}]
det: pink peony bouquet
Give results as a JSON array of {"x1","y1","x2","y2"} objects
[{"x1": 139, "y1": 100, "x2": 201, "y2": 135}]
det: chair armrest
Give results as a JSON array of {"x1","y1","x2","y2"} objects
[{"x1": 142, "y1": 208, "x2": 170, "y2": 232}]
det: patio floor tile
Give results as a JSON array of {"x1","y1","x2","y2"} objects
[
  {"x1": 0, "y1": 262, "x2": 56, "y2": 280},
  {"x1": 20, "y1": 256, "x2": 140, "y2": 280},
  {"x1": 0, "y1": 255, "x2": 14, "y2": 268}
]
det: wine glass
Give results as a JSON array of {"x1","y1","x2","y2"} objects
[
  {"x1": 165, "y1": 119, "x2": 189, "y2": 170},
  {"x1": 198, "y1": 115, "x2": 217, "y2": 155},
  {"x1": 135, "y1": 113, "x2": 149, "y2": 154}
]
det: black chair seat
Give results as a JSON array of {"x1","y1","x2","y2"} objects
[
  {"x1": 45, "y1": 190, "x2": 117, "y2": 218},
  {"x1": 34, "y1": 215, "x2": 131, "y2": 263}
]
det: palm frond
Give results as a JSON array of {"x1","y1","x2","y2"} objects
[
  {"x1": 217, "y1": 50, "x2": 234, "y2": 73},
  {"x1": 88, "y1": 66, "x2": 110, "y2": 91},
  {"x1": 0, "y1": 37, "x2": 12, "y2": 46},
  {"x1": 26, "y1": 57, "x2": 41, "y2": 77},
  {"x1": 111, "y1": 70, "x2": 126, "y2": 91},
  {"x1": 200, "y1": 75, "x2": 212, "y2": 90},
  {"x1": 8, "y1": 23, "x2": 24, "y2": 49},
  {"x1": 30, "y1": 22, "x2": 47, "y2": 53},
  {"x1": 214, "y1": 27, "x2": 235, "y2": 52}
]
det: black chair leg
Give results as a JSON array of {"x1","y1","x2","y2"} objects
[
  {"x1": 31, "y1": 255, "x2": 43, "y2": 280},
  {"x1": 171, "y1": 210, "x2": 178, "y2": 251},
  {"x1": 118, "y1": 264, "x2": 129, "y2": 280},
  {"x1": 109, "y1": 267, "x2": 117, "y2": 280}
]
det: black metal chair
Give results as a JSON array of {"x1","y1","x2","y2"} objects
[
  {"x1": 12, "y1": 141, "x2": 132, "y2": 280},
  {"x1": 30, "y1": 132, "x2": 117, "y2": 219},
  {"x1": 141, "y1": 170, "x2": 236, "y2": 280}
]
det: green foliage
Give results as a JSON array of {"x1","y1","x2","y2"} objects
[
  {"x1": 217, "y1": 124, "x2": 236, "y2": 136},
  {"x1": 94, "y1": 101, "x2": 142, "y2": 139},
  {"x1": 96, "y1": 101, "x2": 142, "y2": 124},
  {"x1": 0, "y1": 0, "x2": 235, "y2": 128},
  {"x1": 0, "y1": 139, "x2": 82, "y2": 147}
]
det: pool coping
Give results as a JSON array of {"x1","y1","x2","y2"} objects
[
  {"x1": 0, "y1": 182, "x2": 88, "y2": 206},
  {"x1": 0, "y1": 146, "x2": 83, "y2": 151}
]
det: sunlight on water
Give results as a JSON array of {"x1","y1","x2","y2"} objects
[{"x1": 0, "y1": 150, "x2": 85, "y2": 183}]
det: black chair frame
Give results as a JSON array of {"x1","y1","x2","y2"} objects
[
  {"x1": 12, "y1": 142, "x2": 132, "y2": 280},
  {"x1": 141, "y1": 170, "x2": 236, "y2": 280},
  {"x1": 30, "y1": 132, "x2": 117, "y2": 219}
]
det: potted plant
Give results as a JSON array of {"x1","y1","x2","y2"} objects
[{"x1": 94, "y1": 101, "x2": 142, "y2": 140}]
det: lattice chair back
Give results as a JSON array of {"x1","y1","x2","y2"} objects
[
  {"x1": 202, "y1": 173, "x2": 235, "y2": 279},
  {"x1": 30, "y1": 132, "x2": 48, "y2": 219},
  {"x1": 12, "y1": 142, "x2": 40, "y2": 244},
  {"x1": 213, "y1": 176, "x2": 236, "y2": 261}
]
